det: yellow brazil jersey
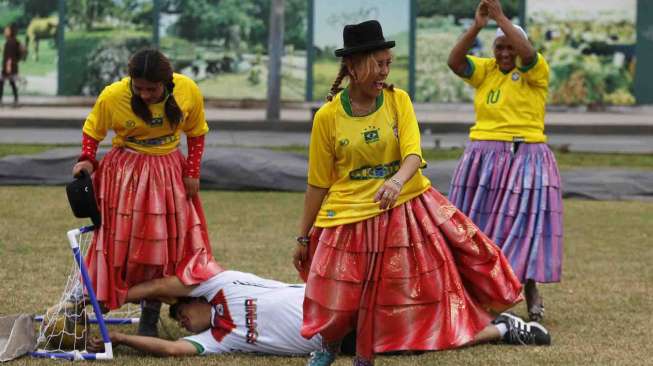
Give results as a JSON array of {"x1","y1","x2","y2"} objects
[
  {"x1": 83, "y1": 73, "x2": 208, "y2": 155},
  {"x1": 308, "y1": 87, "x2": 431, "y2": 228},
  {"x1": 462, "y1": 53, "x2": 549, "y2": 143}
]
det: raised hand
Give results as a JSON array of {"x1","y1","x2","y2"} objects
[
  {"x1": 475, "y1": 1, "x2": 490, "y2": 28},
  {"x1": 482, "y1": 0, "x2": 506, "y2": 21}
]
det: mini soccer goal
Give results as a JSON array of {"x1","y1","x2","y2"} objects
[{"x1": 31, "y1": 226, "x2": 140, "y2": 360}]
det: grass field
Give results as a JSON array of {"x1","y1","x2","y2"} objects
[{"x1": 0, "y1": 187, "x2": 651, "y2": 365}]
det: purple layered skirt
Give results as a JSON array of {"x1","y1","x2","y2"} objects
[{"x1": 448, "y1": 141, "x2": 563, "y2": 283}]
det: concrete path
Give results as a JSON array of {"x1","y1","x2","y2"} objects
[{"x1": 1, "y1": 100, "x2": 652, "y2": 134}]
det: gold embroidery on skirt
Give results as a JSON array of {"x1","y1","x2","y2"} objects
[{"x1": 436, "y1": 205, "x2": 457, "y2": 222}]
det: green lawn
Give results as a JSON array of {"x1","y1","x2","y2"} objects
[
  {"x1": 15, "y1": 35, "x2": 58, "y2": 77},
  {"x1": 0, "y1": 187, "x2": 651, "y2": 365},
  {"x1": 0, "y1": 144, "x2": 77, "y2": 158},
  {"x1": 197, "y1": 68, "x2": 305, "y2": 101}
]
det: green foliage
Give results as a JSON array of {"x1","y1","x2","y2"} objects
[
  {"x1": 167, "y1": 0, "x2": 306, "y2": 52},
  {"x1": 85, "y1": 36, "x2": 152, "y2": 95},
  {"x1": 529, "y1": 19, "x2": 636, "y2": 106},
  {"x1": 415, "y1": 17, "x2": 496, "y2": 102},
  {"x1": 0, "y1": 0, "x2": 57, "y2": 28},
  {"x1": 247, "y1": 65, "x2": 262, "y2": 86},
  {"x1": 159, "y1": 36, "x2": 196, "y2": 67},
  {"x1": 60, "y1": 30, "x2": 151, "y2": 95},
  {"x1": 173, "y1": 0, "x2": 262, "y2": 49},
  {"x1": 417, "y1": 0, "x2": 520, "y2": 19},
  {"x1": 0, "y1": 2, "x2": 23, "y2": 28},
  {"x1": 66, "y1": 0, "x2": 115, "y2": 31},
  {"x1": 65, "y1": 0, "x2": 152, "y2": 31}
]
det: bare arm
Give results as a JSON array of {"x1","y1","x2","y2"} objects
[
  {"x1": 484, "y1": 0, "x2": 535, "y2": 65},
  {"x1": 392, "y1": 154, "x2": 422, "y2": 187},
  {"x1": 126, "y1": 276, "x2": 196, "y2": 303},
  {"x1": 293, "y1": 184, "x2": 329, "y2": 272},
  {"x1": 89, "y1": 331, "x2": 198, "y2": 357},
  {"x1": 299, "y1": 184, "x2": 329, "y2": 238},
  {"x1": 374, "y1": 154, "x2": 422, "y2": 210},
  {"x1": 448, "y1": 2, "x2": 488, "y2": 76}
]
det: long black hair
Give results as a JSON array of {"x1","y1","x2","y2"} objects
[{"x1": 128, "y1": 49, "x2": 182, "y2": 130}]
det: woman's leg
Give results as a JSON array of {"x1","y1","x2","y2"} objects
[
  {"x1": 525, "y1": 280, "x2": 544, "y2": 321},
  {"x1": 307, "y1": 338, "x2": 341, "y2": 366},
  {"x1": 9, "y1": 78, "x2": 18, "y2": 104},
  {"x1": 138, "y1": 300, "x2": 161, "y2": 337}
]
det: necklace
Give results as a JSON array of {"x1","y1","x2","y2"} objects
[{"x1": 350, "y1": 98, "x2": 375, "y2": 116}]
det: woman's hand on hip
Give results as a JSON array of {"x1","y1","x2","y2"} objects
[
  {"x1": 72, "y1": 160, "x2": 94, "y2": 177},
  {"x1": 374, "y1": 178, "x2": 403, "y2": 210},
  {"x1": 183, "y1": 177, "x2": 200, "y2": 197}
]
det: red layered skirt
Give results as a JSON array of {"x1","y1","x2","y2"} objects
[
  {"x1": 300, "y1": 187, "x2": 522, "y2": 359},
  {"x1": 86, "y1": 148, "x2": 222, "y2": 310}
]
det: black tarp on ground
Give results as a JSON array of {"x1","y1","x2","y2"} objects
[{"x1": 0, "y1": 147, "x2": 651, "y2": 201}]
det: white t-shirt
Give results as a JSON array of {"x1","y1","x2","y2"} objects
[{"x1": 183, "y1": 271, "x2": 322, "y2": 355}]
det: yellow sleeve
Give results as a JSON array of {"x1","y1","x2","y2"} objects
[
  {"x1": 182, "y1": 80, "x2": 209, "y2": 137},
  {"x1": 519, "y1": 53, "x2": 549, "y2": 89},
  {"x1": 395, "y1": 90, "x2": 425, "y2": 166},
  {"x1": 307, "y1": 108, "x2": 335, "y2": 188},
  {"x1": 82, "y1": 87, "x2": 112, "y2": 141},
  {"x1": 462, "y1": 55, "x2": 491, "y2": 88}
]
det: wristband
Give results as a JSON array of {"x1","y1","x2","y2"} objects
[
  {"x1": 389, "y1": 177, "x2": 403, "y2": 188},
  {"x1": 296, "y1": 236, "x2": 310, "y2": 246}
]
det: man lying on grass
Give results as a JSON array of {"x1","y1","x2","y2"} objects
[{"x1": 89, "y1": 270, "x2": 551, "y2": 358}]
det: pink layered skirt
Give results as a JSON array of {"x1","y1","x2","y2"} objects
[
  {"x1": 85, "y1": 148, "x2": 222, "y2": 310},
  {"x1": 300, "y1": 187, "x2": 522, "y2": 359}
]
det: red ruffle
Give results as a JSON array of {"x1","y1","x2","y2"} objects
[
  {"x1": 85, "y1": 148, "x2": 223, "y2": 310},
  {"x1": 300, "y1": 187, "x2": 522, "y2": 359}
]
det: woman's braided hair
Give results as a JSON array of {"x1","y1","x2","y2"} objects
[{"x1": 128, "y1": 49, "x2": 183, "y2": 130}]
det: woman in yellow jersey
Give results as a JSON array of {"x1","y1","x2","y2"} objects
[
  {"x1": 71, "y1": 49, "x2": 222, "y2": 336},
  {"x1": 447, "y1": 0, "x2": 563, "y2": 322},
  {"x1": 292, "y1": 20, "x2": 537, "y2": 366}
]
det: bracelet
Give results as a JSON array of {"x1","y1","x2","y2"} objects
[
  {"x1": 296, "y1": 236, "x2": 310, "y2": 246},
  {"x1": 389, "y1": 177, "x2": 403, "y2": 188}
]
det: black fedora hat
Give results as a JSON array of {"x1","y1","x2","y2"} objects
[
  {"x1": 66, "y1": 170, "x2": 101, "y2": 228},
  {"x1": 334, "y1": 20, "x2": 395, "y2": 57}
]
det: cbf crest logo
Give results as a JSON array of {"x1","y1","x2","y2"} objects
[
  {"x1": 511, "y1": 72, "x2": 521, "y2": 81},
  {"x1": 362, "y1": 126, "x2": 380, "y2": 144},
  {"x1": 125, "y1": 120, "x2": 136, "y2": 128},
  {"x1": 339, "y1": 138, "x2": 350, "y2": 147},
  {"x1": 149, "y1": 115, "x2": 164, "y2": 127}
]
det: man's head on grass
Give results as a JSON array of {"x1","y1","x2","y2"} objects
[{"x1": 169, "y1": 297, "x2": 212, "y2": 333}]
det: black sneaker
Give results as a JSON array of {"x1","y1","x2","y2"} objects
[{"x1": 492, "y1": 312, "x2": 551, "y2": 346}]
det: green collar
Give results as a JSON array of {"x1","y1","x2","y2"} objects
[{"x1": 341, "y1": 88, "x2": 384, "y2": 117}]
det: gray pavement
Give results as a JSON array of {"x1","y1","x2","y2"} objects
[
  {"x1": 1, "y1": 96, "x2": 651, "y2": 153},
  {"x1": 1, "y1": 99, "x2": 652, "y2": 135},
  {"x1": 0, "y1": 127, "x2": 652, "y2": 154}
]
